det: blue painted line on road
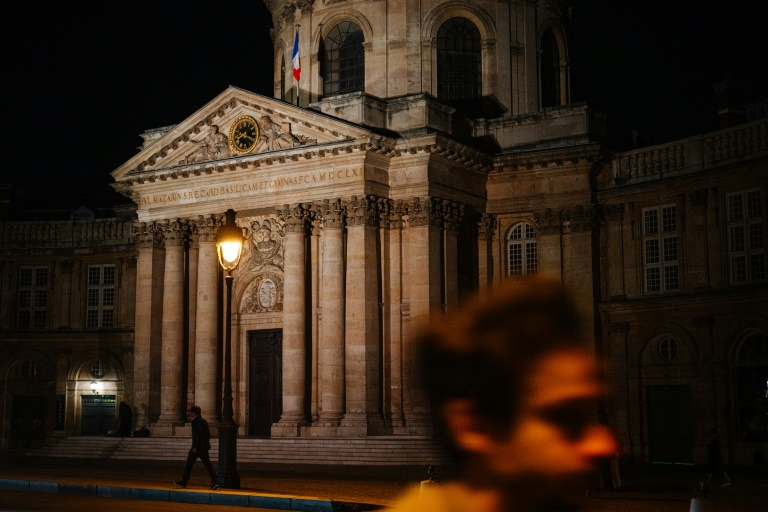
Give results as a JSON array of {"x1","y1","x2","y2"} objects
[
  {"x1": 29, "y1": 481, "x2": 59, "y2": 494},
  {"x1": 61, "y1": 483, "x2": 97, "y2": 495},
  {"x1": 0, "y1": 479, "x2": 30, "y2": 492},
  {"x1": 96, "y1": 485, "x2": 133, "y2": 499}
]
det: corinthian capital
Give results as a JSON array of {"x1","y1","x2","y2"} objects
[
  {"x1": 160, "y1": 219, "x2": 188, "y2": 246},
  {"x1": 317, "y1": 198, "x2": 345, "y2": 229},
  {"x1": 277, "y1": 203, "x2": 312, "y2": 234},
  {"x1": 477, "y1": 214, "x2": 497, "y2": 240},
  {"x1": 193, "y1": 214, "x2": 221, "y2": 243},
  {"x1": 344, "y1": 195, "x2": 378, "y2": 227},
  {"x1": 131, "y1": 221, "x2": 160, "y2": 249}
]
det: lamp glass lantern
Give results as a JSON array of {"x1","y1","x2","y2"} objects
[{"x1": 216, "y1": 209, "x2": 244, "y2": 273}]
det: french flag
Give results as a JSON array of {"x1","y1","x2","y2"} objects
[{"x1": 292, "y1": 29, "x2": 300, "y2": 81}]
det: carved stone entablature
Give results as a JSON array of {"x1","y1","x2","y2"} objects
[
  {"x1": 242, "y1": 273, "x2": 284, "y2": 313},
  {"x1": 561, "y1": 205, "x2": 597, "y2": 234},
  {"x1": 377, "y1": 198, "x2": 406, "y2": 229},
  {"x1": 317, "y1": 198, "x2": 345, "y2": 229},
  {"x1": 345, "y1": 195, "x2": 378, "y2": 227},
  {"x1": 246, "y1": 217, "x2": 285, "y2": 271},
  {"x1": 131, "y1": 221, "x2": 161, "y2": 249},
  {"x1": 533, "y1": 208, "x2": 560, "y2": 235},
  {"x1": 477, "y1": 213, "x2": 497, "y2": 241},
  {"x1": 161, "y1": 219, "x2": 189, "y2": 247},
  {"x1": 178, "y1": 125, "x2": 231, "y2": 165},
  {"x1": 277, "y1": 203, "x2": 312, "y2": 234}
]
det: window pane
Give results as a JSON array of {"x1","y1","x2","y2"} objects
[
  {"x1": 34, "y1": 290, "x2": 47, "y2": 308},
  {"x1": 645, "y1": 239, "x2": 659, "y2": 264},
  {"x1": 662, "y1": 206, "x2": 676, "y2": 232},
  {"x1": 509, "y1": 244, "x2": 522, "y2": 275},
  {"x1": 747, "y1": 190, "x2": 762, "y2": 218},
  {"x1": 19, "y1": 290, "x2": 31, "y2": 308},
  {"x1": 750, "y1": 253, "x2": 765, "y2": 281},
  {"x1": 646, "y1": 268, "x2": 660, "y2": 292},
  {"x1": 748, "y1": 223, "x2": 763, "y2": 250},
  {"x1": 102, "y1": 288, "x2": 115, "y2": 307},
  {"x1": 323, "y1": 22, "x2": 364, "y2": 95},
  {"x1": 86, "y1": 310, "x2": 99, "y2": 328},
  {"x1": 664, "y1": 265, "x2": 679, "y2": 290},
  {"x1": 102, "y1": 310, "x2": 114, "y2": 328},
  {"x1": 87, "y1": 289, "x2": 100, "y2": 307},
  {"x1": 19, "y1": 268, "x2": 33, "y2": 287},
  {"x1": 88, "y1": 266, "x2": 101, "y2": 285},
  {"x1": 643, "y1": 210, "x2": 658, "y2": 235},
  {"x1": 34, "y1": 269, "x2": 47, "y2": 286},
  {"x1": 732, "y1": 256, "x2": 747, "y2": 282},
  {"x1": 663, "y1": 236, "x2": 678, "y2": 262},
  {"x1": 33, "y1": 310, "x2": 46, "y2": 328},
  {"x1": 436, "y1": 17, "x2": 481, "y2": 101},
  {"x1": 731, "y1": 226, "x2": 745, "y2": 252},
  {"x1": 729, "y1": 194, "x2": 744, "y2": 221},
  {"x1": 526, "y1": 242, "x2": 538, "y2": 274}
]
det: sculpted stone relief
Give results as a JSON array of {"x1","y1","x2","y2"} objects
[
  {"x1": 178, "y1": 116, "x2": 316, "y2": 165},
  {"x1": 238, "y1": 215, "x2": 285, "y2": 314}
]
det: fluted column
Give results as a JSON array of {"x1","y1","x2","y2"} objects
[
  {"x1": 341, "y1": 196, "x2": 382, "y2": 434},
  {"x1": 131, "y1": 222, "x2": 164, "y2": 427},
  {"x1": 157, "y1": 219, "x2": 188, "y2": 425},
  {"x1": 317, "y1": 199, "x2": 345, "y2": 424},
  {"x1": 273, "y1": 204, "x2": 310, "y2": 435},
  {"x1": 194, "y1": 215, "x2": 221, "y2": 421}
]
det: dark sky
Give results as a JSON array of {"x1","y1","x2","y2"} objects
[{"x1": 2, "y1": 1, "x2": 765, "y2": 193}]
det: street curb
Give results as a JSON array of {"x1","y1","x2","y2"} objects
[{"x1": 0, "y1": 478, "x2": 337, "y2": 511}]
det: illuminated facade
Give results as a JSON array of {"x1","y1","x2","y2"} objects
[{"x1": 1, "y1": 0, "x2": 765, "y2": 465}]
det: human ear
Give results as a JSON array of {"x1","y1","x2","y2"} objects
[{"x1": 442, "y1": 399, "x2": 496, "y2": 454}]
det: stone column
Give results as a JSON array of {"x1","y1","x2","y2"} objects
[
  {"x1": 194, "y1": 215, "x2": 220, "y2": 421},
  {"x1": 131, "y1": 222, "x2": 164, "y2": 427},
  {"x1": 187, "y1": 231, "x2": 199, "y2": 409},
  {"x1": 273, "y1": 204, "x2": 310, "y2": 435},
  {"x1": 477, "y1": 214, "x2": 496, "y2": 294},
  {"x1": 441, "y1": 200, "x2": 463, "y2": 312},
  {"x1": 379, "y1": 199, "x2": 406, "y2": 429},
  {"x1": 317, "y1": 199, "x2": 345, "y2": 426},
  {"x1": 402, "y1": 197, "x2": 442, "y2": 433},
  {"x1": 341, "y1": 196, "x2": 383, "y2": 435},
  {"x1": 157, "y1": 219, "x2": 188, "y2": 426}
]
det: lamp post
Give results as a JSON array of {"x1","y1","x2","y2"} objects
[{"x1": 215, "y1": 208, "x2": 243, "y2": 488}]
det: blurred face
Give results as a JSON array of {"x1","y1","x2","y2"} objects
[{"x1": 485, "y1": 349, "x2": 616, "y2": 492}]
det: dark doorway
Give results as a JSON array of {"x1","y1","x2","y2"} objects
[
  {"x1": 81, "y1": 395, "x2": 116, "y2": 435},
  {"x1": 646, "y1": 385, "x2": 693, "y2": 463},
  {"x1": 248, "y1": 329, "x2": 282, "y2": 436},
  {"x1": 11, "y1": 395, "x2": 46, "y2": 440}
]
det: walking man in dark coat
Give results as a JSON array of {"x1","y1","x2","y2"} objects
[{"x1": 174, "y1": 405, "x2": 220, "y2": 490}]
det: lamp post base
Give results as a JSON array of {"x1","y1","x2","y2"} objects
[{"x1": 216, "y1": 421, "x2": 240, "y2": 488}]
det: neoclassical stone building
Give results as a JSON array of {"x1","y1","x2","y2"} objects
[{"x1": 1, "y1": 0, "x2": 766, "y2": 466}]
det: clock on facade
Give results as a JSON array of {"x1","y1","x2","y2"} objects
[{"x1": 229, "y1": 115, "x2": 259, "y2": 154}]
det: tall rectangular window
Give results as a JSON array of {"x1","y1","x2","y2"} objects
[
  {"x1": 18, "y1": 267, "x2": 48, "y2": 329},
  {"x1": 86, "y1": 264, "x2": 115, "y2": 328},
  {"x1": 642, "y1": 205, "x2": 679, "y2": 293},
  {"x1": 728, "y1": 189, "x2": 765, "y2": 283}
]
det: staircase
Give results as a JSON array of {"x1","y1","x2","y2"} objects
[{"x1": 28, "y1": 436, "x2": 450, "y2": 466}]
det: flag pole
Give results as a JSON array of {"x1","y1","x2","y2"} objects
[{"x1": 295, "y1": 24, "x2": 300, "y2": 107}]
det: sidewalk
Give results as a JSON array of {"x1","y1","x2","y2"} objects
[{"x1": 1, "y1": 450, "x2": 766, "y2": 511}]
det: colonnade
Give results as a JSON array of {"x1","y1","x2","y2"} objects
[{"x1": 130, "y1": 196, "x2": 494, "y2": 437}]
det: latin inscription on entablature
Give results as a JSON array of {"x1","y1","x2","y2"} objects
[{"x1": 137, "y1": 166, "x2": 363, "y2": 207}]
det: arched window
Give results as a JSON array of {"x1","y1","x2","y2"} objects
[
  {"x1": 436, "y1": 17, "x2": 481, "y2": 102},
  {"x1": 735, "y1": 333, "x2": 768, "y2": 441},
  {"x1": 507, "y1": 223, "x2": 537, "y2": 276},
  {"x1": 323, "y1": 21, "x2": 364, "y2": 96},
  {"x1": 540, "y1": 29, "x2": 561, "y2": 108},
  {"x1": 657, "y1": 336, "x2": 679, "y2": 362}
]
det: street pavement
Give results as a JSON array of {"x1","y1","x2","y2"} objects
[{"x1": 0, "y1": 450, "x2": 766, "y2": 511}]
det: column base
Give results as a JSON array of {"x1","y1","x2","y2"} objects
[
  {"x1": 148, "y1": 422, "x2": 189, "y2": 437},
  {"x1": 271, "y1": 422, "x2": 305, "y2": 437}
]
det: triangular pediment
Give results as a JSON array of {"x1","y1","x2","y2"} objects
[{"x1": 111, "y1": 86, "x2": 373, "y2": 181}]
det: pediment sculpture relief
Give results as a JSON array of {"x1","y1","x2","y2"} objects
[
  {"x1": 179, "y1": 124, "x2": 231, "y2": 164},
  {"x1": 255, "y1": 115, "x2": 316, "y2": 152}
]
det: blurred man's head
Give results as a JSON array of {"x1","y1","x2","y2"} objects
[{"x1": 417, "y1": 276, "x2": 616, "y2": 505}]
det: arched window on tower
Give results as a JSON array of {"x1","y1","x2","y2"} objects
[
  {"x1": 437, "y1": 17, "x2": 482, "y2": 103},
  {"x1": 507, "y1": 222, "x2": 537, "y2": 276},
  {"x1": 540, "y1": 29, "x2": 561, "y2": 108},
  {"x1": 323, "y1": 21, "x2": 364, "y2": 96}
]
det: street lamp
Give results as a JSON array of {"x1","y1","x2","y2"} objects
[{"x1": 216, "y1": 208, "x2": 243, "y2": 488}]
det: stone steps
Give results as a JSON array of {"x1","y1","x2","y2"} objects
[{"x1": 28, "y1": 436, "x2": 450, "y2": 466}]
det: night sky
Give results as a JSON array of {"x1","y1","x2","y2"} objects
[{"x1": 2, "y1": 1, "x2": 765, "y2": 196}]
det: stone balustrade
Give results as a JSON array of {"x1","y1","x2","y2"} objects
[
  {"x1": 0, "y1": 219, "x2": 133, "y2": 248},
  {"x1": 612, "y1": 119, "x2": 768, "y2": 186}
]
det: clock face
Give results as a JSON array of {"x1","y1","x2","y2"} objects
[{"x1": 229, "y1": 116, "x2": 259, "y2": 154}]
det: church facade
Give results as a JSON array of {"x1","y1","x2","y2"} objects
[{"x1": 1, "y1": 0, "x2": 766, "y2": 466}]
